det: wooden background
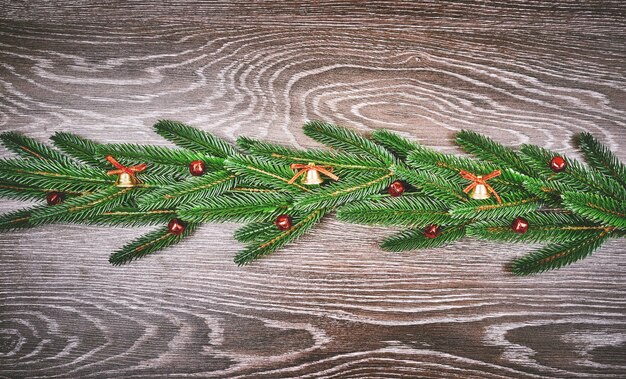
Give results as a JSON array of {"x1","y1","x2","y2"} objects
[{"x1": 1, "y1": 1, "x2": 625, "y2": 377}]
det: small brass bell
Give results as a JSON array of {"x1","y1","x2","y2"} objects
[
  {"x1": 302, "y1": 167, "x2": 324, "y2": 185},
  {"x1": 114, "y1": 172, "x2": 141, "y2": 188},
  {"x1": 469, "y1": 179, "x2": 490, "y2": 200}
]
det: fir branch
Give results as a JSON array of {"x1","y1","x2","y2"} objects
[
  {"x1": 0, "y1": 206, "x2": 44, "y2": 231},
  {"x1": 370, "y1": 129, "x2": 420, "y2": 160},
  {"x1": 303, "y1": 120, "x2": 395, "y2": 164},
  {"x1": 97, "y1": 143, "x2": 224, "y2": 177},
  {"x1": 294, "y1": 171, "x2": 395, "y2": 211},
  {"x1": 0, "y1": 181, "x2": 87, "y2": 202},
  {"x1": 26, "y1": 186, "x2": 134, "y2": 226},
  {"x1": 234, "y1": 208, "x2": 328, "y2": 265},
  {"x1": 138, "y1": 170, "x2": 238, "y2": 210},
  {"x1": 0, "y1": 158, "x2": 113, "y2": 192},
  {"x1": 234, "y1": 222, "x2": 278, "y2": 243},
  {"x1": 237, "y1": 137, "x2": 388, "y2": 170},
  {"x1": 450, "y1": 193, "x2": 540, "y2": 220},
  {"x1": 510, "y1": 229, "x2": 612, "y2": 276},
  {"x1": 109, "y1": 222, "x2": 198, "y2": 265},
  {"x1": 380, "y1": 224, "x2": 466, "y2": 252},
  {"x1": 574, "y1": 132, "x2": 626, "y2": 189},
  {"x1": 406, "y1": 147, "x2": 528, "y2": 191},
  {"x1": 455, "y1": 130, "x2": 532, "y2": 175},
  {"x1": 336, "y1": 195, "x2": 452, "y2": 227},
  {"x1": 89, "y1": 208, "x2": 177, "y2": 227},
  {"x1": 466, "y1": 212, "x2": 607, "y2": 243},
  {"x1": 224, "y1": 155, "x2": 311, "y2": 193},
  {"x1": 178, "y1": 192, "x2": 291, "y2": 223},
  {"x1": 50, "y1": 132, "x2": 108, "y2": 169},
  {"x1": 562, "y1": 192, "x2": 626, "y2": 228},
  {"x1": 394, "y1": 165, "x2": 467, "y2": 204},
  {"x1": 520, "y1": 144, "x2": 626, "y2": 200},
  {"x1": 153, "y1": 120, "x2": 238, "y2": 158},
  {"x1": 0, "y1": 131, "x2": 75, "y2": 166}
]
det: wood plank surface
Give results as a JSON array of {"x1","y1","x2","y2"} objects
[{"x1": 1, "y1": 1, "x2": 625, "y2": 377}]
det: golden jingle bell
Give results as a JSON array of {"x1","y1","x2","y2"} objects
[
  {"x1": 302, "y1": 168, "x2": 324, "y2": 185},
  {"x1": 469, "y1": 180, "x2": 490, "y2": 200},
  {"x1": 288, "y1": 162, "x2": 340, "y2": 186},
  {"x1": 114, "y1": 171, "x2": 142, "y2": 188}
]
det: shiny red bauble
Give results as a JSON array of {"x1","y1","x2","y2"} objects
[
  {"x1": 46, "y1": 191, "x2": 65, "y2": 206},
  {"x1": 189, "y1": 160, "x2": 206, "y2": 176},
  {"x1": 550, "y1": 156, "x2": 567, "y2": 173},
  {"x1": 388, "y1": 180, "x2": 405, "y2": 197},
  {"x1": 424, "y1": 224, "x2": 441, "y2": 239},
  {"x1": 168, "y1": 218, "x2": 186, "y2": 235},
  {"x1": 275, "y1": 214, "x2": 293, "y2": 231},
  {"x1": 511, "y1": 217, "x2": 529, "y2": 234}
]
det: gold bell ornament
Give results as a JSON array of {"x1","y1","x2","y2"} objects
[
  {"x1": 288, "y1": 162, "x2": 340, "y2": 185},
  {"x1": 105, "y1": 155, "x2": 147, "y2": 188},
  {"x1": 459, "y1": 169, "x2": 502, "y2": 204}
]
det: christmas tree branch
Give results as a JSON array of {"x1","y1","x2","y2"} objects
[
  {"x1": 109, "y1": 222, "x2": 198, "y2": 266},
  {"x1": 234, "y1": 208, "x2": 328, "y2": 265},
  {"x1": 0, "y1": 131, "x2": 75, "y2": 166},
  {"x1": 50, "y1": 132, "x2": 108, "y2": 169},
  {"x1": 380, "y1": 224, "x2": 467, "y2": 252},
  {"x1": 153, "y1": 120, "x2": 238, "y2": 158},
  {"x1": 574, "y1": 132, "x2": 626, "y2": 189}
]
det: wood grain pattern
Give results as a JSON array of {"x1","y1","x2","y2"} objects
[{"x1": 1, "y1": 1, "x2": 626, "y2": 377}]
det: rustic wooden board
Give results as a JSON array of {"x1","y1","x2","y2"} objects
[{"x1": 1, "y1": 2, "x2": 625, "y2": 377}]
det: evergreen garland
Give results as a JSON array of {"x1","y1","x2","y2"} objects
[{"x1": 0, "y1": 121, "x2": 624, "y2": 276}]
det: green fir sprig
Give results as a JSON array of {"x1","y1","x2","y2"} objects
[{"x1": 0, "y1": 120, "x2": 624, "y2": 276}]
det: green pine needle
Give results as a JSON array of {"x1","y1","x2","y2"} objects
[
  {"x1": 89, "y1": 208, "x2": 178, "y2": 227},
  {"x1": 0, "y1": 131, "x2": 75, "y2": 166},
  {"x1": 455, "y1": 130, "x2": 532, "y2": 175},
  {"x1": 138, "y1": 170, "x2": 238, "y2": 210},
  {"x1": 0, "y1": 158, "x2": 113, "y2": 193},
  {"x1": 294, "y1": 171, "x2": 395, "y2": 211},
  {"x1": 237, "y1": 136, "x2": 388, "y2": 170},
  {"x1": 303, "y1": 120, "x2": 395, "y2": 164},
  {"x1": 574, "y1": 132, "x2": 626, "y2": 189},
  {"x1": 234, "y1": 222, "x2": 278, "y2": 243},
  {"x1": 97, "y1": 143, "x2": 224, "y2": 177},
  {"x1": 234, "y1": 208, "x2": 328, "y2": 265},
  {"x1": 0, "y1": 207, "x2": 45, "y2": 231},
  {"x1": 370, "y1": 129, "x2": 420, "y2": 160},
  {"x1": 50, "y1": 132, "x2": 108, "y2": 169},
  {"x1": 394, "y1": 165, "x2": 467, "y2": 204},
  {"x1": 562, "y1": 192, "x2": 626, "y2": 228},
  {"x1": 224, "y1": 155, "x2": 311, "y2": 193},
  {"x1": 520, "y1": 144, "x2": 626, "y2": 200},
  {"x1": 510, "y1": 230, "x2": 612, "y2": 275},
  {"x1": 26, "y1": 186, "x2": 134, "y2": 226},
  {"x1": 109, "y1": 222, "x2": 198, "y2": 265},
  {"x1": 178, "y1": 191, "x2": 291, "y2": 223},
  {"x1": 449, "y1": 193, "x2": 540, "y2": 220},
  {"x1": 0, "y1": 181, "x2": 87, "y2": 202},
  {"x1": 466, "y1": 212, "x2": 606, "y2": 243},
  {"x1": 153, "y1": 120, "x2": 238, "y2": 158},
  {"x1": 336, "y1": 195, "x2": 452, "y2": 227},
  {"x1": 380, "y1": 224, "x2": 466, "y2": 252},
  {"x1": 406, "y1": 147, "x2": 528, "y2": 191}
]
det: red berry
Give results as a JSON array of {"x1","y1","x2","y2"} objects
[
  {"x1": 275, "y1": 214, "x2": 293, "y2": 231},
  {"x1": 46, "y1": 191, "x2": 65, "y2": 205},
  {"x1": 189, "y1": 160, "x2": 206, "y2": 176},
  {"x1": 424, "y1": 224, "x2": 440, "y2": 239},
  {"x1": 511, "y1": 217, "x2": 529, "y2": 234},
  {"x1": 550, "y1": 156, "x2": 567, "y2": 173},
  {"x1": 168, "y1": 218, "x2": 186, "y2": 235},
  {"x1": 388, "y1": 180, "x2": 405, "y2": 197}
]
